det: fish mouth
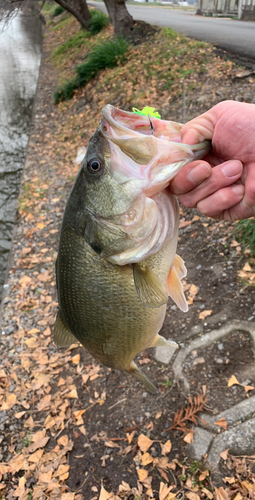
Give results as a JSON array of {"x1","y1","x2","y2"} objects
[{"x1": 100, "y1": 105, "x2": 211, "y2": 194}]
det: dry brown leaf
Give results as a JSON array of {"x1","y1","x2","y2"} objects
[
  {"x1": 159, "y1": 482, "x2": 172, "y2": 500},
  {"x1": 161, "y1": 440, "x2": 172, "y2": 455},
  {"x1": 183, "y1": 432, "x2": 194, "y2": 444},
  {"x1": 232, "y1": 494, "x2": 242, "y2": 500},
  {"x1": 58, "y1": 435, "x2": 69, "y2": 447},
  {"x1": 186, "y1": 493, "x2": 200, "y2": 500},
  {"x1": 31, "y1": 429, "x2": 46, "y2": 442},
  {"x1": 15, "y1": 411, "x2": 26, "y2": 419},
  {"x1": 215, "y1": 486, "x2": 230, "y2": 500},
  {"x1": 228, "y1": 375, "x2": 240, "y2": 387},
  {"x1": 202, "y1": 488, "x2": 213, "y2": 499},
  {"x1": 66, "y1": 388, "x2": 78, "y2": 398},
  {"x1": 140, "y1": 452, "x2": 154, "y2": 466},
  {"x1": 28, "y1": 449, "x2": 44, "y2": 463},
  {"x1": 220, "y1": 449, "x2": 229, "y2": 461},
  {"x1": 199, "y1": 309, "x2": 212, "y2": 320},
  {"x1": 137, "y1": 468, "x2": 148, "y2": 482},
  {"x1": 126, "y1": 431, "x2": 135, "y2": 444},
  {"x1": 98, "y1": 486, "x2": 113, "y2": 500},
  {"x1": 137, "y1": 434, "x2": 153, "y2": 453},
  {"x1": 1, "y1": 394, "x2": 16, "y2": 410},
  {"x1": 71, "y1": 354, "x2": 80, "y2": 365},
  {"x1": 244, "y1": 385, "x2": 254, "y2": 393},
  {"x1": 27, "y1": 437, "x2": 49, "y2": 453},
  {"x1": 155, "y1": 412, "x2": 162, "y2": 419},
  {"x1": 214, "y1": 418, "x2": 228, "y2": 430}
]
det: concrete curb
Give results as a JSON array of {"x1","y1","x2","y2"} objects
[{"x1": 172, "y1": 320, "x2": 255, "y2": 390}]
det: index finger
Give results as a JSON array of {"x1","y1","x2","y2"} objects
[{"x1": 169, "y1": 160, "x2": 212, "y2": 195}]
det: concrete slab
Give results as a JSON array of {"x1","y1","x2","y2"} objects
[
  {"x1": 154, "y1": 344, "x2": 177, "y2": 364},
  {"x1": 172, "y1": 320, "x2": 255, "y2": 390},
  {"x1": 199, "y1": 395, "x2": 255, "y2": 433},
  {"x1": 206, "y1": 417, "x2": 255, "y2": 482},
  {"x1": 188, "y1": 427, "x2": 214, "y2": 461}
]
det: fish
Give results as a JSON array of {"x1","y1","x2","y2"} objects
[{"x1": 54, "y1": 105, "x2": 210, "y2": 393}]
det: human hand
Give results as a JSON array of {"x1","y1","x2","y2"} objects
[{"x1": 169, "y1": 100, "x2": 255, "y2": 220}]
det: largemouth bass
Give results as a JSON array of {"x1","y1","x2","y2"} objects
[{"x1": 54, "y1": 105, "x2": 210, "y2": 393}]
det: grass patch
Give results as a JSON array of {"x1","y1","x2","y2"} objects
[
  {"x1": 52, "y1": 5, "x2": 65, "y2": 17},
  {"x1": 89, "y1": 9, "x2": 109, "y2": 34},
  {"x1": 51, "y1": 29, "x2": 91, "y2": 61},
  {"x1": 54, "y1": 37, "x2": 129, "y2": 103},
  {"x1": 235, "y1": 218, "x2": 255, "y2": 255}
]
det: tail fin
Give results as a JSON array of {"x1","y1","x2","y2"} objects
[{"x1": 128, "y1": 361, "x2": 158, "y2": 394}]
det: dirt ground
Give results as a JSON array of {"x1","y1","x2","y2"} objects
[{"x1": 1, "y1": 13, "x2": 255, "y2": 500}]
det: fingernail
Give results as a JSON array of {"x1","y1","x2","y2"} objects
[
  {"x1": 188, "y1": 164, "x2": 211, "y2": 184},
  {"x1": 232, "y1": 184, "x2": 244, "y2": 196},
  {"x1": 222, "y1": 161, "x2": 242, "y2": 178}
]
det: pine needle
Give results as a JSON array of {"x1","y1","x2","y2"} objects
[{"x1": 166, "y1": 394, "x2": 208, "y2": 433}]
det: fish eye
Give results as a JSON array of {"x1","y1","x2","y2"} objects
[{"x1": 87, "y1": 158, "x2": 102, "y2": 174}]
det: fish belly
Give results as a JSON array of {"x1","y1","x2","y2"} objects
[{"x1": 57, "y1": 223, "x2": 174, "y2": 371}]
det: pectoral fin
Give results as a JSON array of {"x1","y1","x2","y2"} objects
[
  {"x1": 149, "y1": 334, "x2": 177, "y2": 348},
  {"x1": 167, "y1": 255, "x2": 188, "y2": 312},
  {"x1": 54, "y1": 310, "x2": 78, "y2": 347},
  {"x1": 133, "y1": 264, "x2": 168, "y2": 308}
]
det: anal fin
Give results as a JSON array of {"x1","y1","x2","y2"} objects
[
  {"x1": 133, "y1": 264, "x2": 168, "y2": 309},
  {"x1": 149, "y1": 334, "x2": 177, "y2": 348},
  {"x1": 128, "y1": 361, "x2": 158, "y2": 394},
  {"x1": 54, "y1": 310, "x2": 78, "y2": 347}
]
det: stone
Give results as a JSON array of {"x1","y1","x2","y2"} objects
[
  {"x1": 154, "y1": 344, "x2": 177, "y2": 364},
  {"x1": 207, "y1": 417, "x2": 255, "y2": 482},
  {"x1": 199, "y1": 395, "x2": 255, "y2": 433},
  {"x1": 187, "y1": 427, "x2": 213, "y2": 461}
]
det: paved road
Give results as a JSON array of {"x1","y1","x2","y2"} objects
[{"x1": 89, "y1": 2, "x2": 255, "y2": 61}]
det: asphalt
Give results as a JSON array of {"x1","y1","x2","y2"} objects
[{"x1": 89, "y1": 1, "x2": 255, "y2": 63}]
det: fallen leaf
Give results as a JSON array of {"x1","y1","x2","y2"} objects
[
  {"x1": 71, "y1": 354, "x2": 80, "y2": 365},
  {"x1": 199, "y1": 309, "x2": 212, "y2": 320},
  {"x1": 27, "y1": 437, "x2": 49, "y2": 453},
  {"x1": 159, "y1": 482, "x2": 172, "y2": 500},
  {"x1": 155, "y1": 412, "x2": 162, "y2": 419},
  {"x1": 202, "y1": 488, "x2": 213, "y2": 499},
  {"x1": 1, "y1": 394, "x2": 16, "y2": 410},
  {"x1": 228, "y1": 375, "x2": 240, "y2": 387},
  {"x1": 244, "y1": 385, "x2": 254, "y2": 393},
  {"x1": 224, "y1": 477, "x2": 235, "y2": 484},
  {"x1": 183, "y1": 432, "x2": 194, "y2": 444},
  {"x1": 58, "y1": 435, "x2": 69, "y2": 446},
  {"x1": 220, "y1": 449, "x2": 229, "y2": 460},
  {"x1": 214, "y1": 418, "x2": 228, "y2": 430},
  {"x1": 137, "y1": 468, "x2": 148, "y2": 482},
  {"x1": 233, "y1": 494, "x2": 242, "y2": 500},
  {"x1": 137, "y1": 434, "x2": 153, "y2": 453},
  {"x1": 161, "y1": 439, "x2": 172, "y2": 455},
  {"x1": 140, "y1": 452, "x2": 154, "y2": 466},
  {"x1": 66, "y1": 388, "x2": 78, "y2": 399},
  {"x1": 186, "y1": 494, "x2": 200, "y2": 500},
  {"x1": 214, "y1": 486, "x2": 230, "y2": 500}
]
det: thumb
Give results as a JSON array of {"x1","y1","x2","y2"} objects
[{"x1": 181, "y1": 111, "x2": 215, "y2": 145}]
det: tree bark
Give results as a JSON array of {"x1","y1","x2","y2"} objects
[
  {"x1": 54, "y1": 0, "x2": 91, "y2": 29},
  {"x1": 103, "y1": 0, "x2": 134, "y2": 36}
]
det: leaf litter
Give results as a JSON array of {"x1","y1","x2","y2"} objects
[{"x1": 0, "y1": 7, "x2": 255, "y2": 500}]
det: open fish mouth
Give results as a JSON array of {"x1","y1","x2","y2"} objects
[{"x1": 99, "y1": 104, "x2": 211, "y2": 195}]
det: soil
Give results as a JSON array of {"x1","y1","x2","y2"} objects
[{"x1": 1, "y1": 14, "x2": 255, "y2": 500}]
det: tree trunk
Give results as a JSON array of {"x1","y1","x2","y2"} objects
[
  {"x1": 103, "y1": 0, "x2": 134, "y2": 36},
  {"x1": 55, "y1": 0, "x2": 91, "y2": 30}
]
